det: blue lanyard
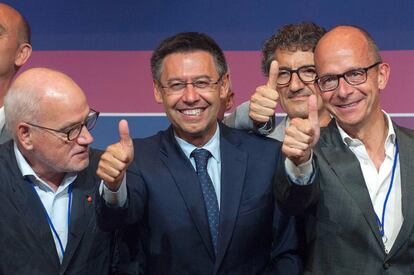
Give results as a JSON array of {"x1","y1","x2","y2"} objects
[
  {"x1": 28, "y1": 179, "x2": 73, "y2": 259},
  {"x1": 375, "y1": 141, "x2": 399, "y2": 240}
]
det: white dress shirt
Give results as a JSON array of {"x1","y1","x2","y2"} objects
[
  {"x1": 337, "y1": 113, "x2": 402, "y2": 253},
  {"x1": 14, "y1": 143, "x2": 77, "y2": 263},
  {"x1": 285, "y1": 112, "x2": 402, "y2": 253},
  {"x1": 101, "y1": 124, "x2": 221, "y2": 207}
]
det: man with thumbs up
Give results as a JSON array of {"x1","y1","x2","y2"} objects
[
  {"x1": 0, "y1": 68, "x2": 117, "y2": 275},
  {"x1": 277, "y1": 25, "x2": 414, "y2": 274},
  {"x1": 96, "y1": 32, "x2": 302, "y2": 274},
  {"x1": 223, "y1": 22, "x2": 331, "y2": 141}
]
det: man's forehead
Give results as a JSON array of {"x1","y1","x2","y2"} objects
[
  {"x1": 161, "y1": 51, "x2": 218, "y2": 78},
  {"x1": 275, "y1": 49, "x2": 315, "y2": 68}
]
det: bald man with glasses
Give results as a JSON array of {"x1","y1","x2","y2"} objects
[
  {"x1": 0, "y1": 68, "x2": 117, "y2": 275},
  {"x1": 276, "y1": 25, "x2": 414, "y2": 274}
]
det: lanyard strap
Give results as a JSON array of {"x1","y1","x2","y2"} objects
[
  {"x1": 375, "y1": 141, "x2": 399, "y2": 238},
  {"x1": 28, "y1": 179, "x2": 73, "y2": 258}
]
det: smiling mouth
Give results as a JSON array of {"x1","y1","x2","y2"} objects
[
  {"x1": 180, "y1": 108, "x2": 205, "y2": 116},
  {"x1": 337, "y1": 100, "x2": 361, "y2": 109}
]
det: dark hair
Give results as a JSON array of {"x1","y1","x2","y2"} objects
[
  {"x1": 150, "y1": 32, "x2": 227, "y2": 82},
  {"x1": 261, "y1": 22, "x2": 326, "y2": 76}
]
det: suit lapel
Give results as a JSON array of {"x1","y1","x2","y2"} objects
[
  {"x1": 61, "y1": 170, "x2": 96, "y2": 271},
  {"x1": 214, "y1": 125, "x2": 247, "y2": 269},
  {"x1": 5, "y1": 141, "x2": 60, "y2": 266},
  {"x1": 387, "y1": 125, "x2": 414, "y2": 258},
  {"x1": 318, "y1": 122, "x2": 384, "y2": 247},
  {"x1": 159, "y1": 127, "x2": 216, "y2": 259},
  {"x1": 14, "y1": 176, "x2": 61, "y2": 266}
]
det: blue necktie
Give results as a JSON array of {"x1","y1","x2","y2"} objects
[{"x1": 191, "y1": 148, "x2": 219, "y2": 254}]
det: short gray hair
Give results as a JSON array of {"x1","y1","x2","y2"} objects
[{"x1": 4, "y1": 86, "x2": 43, "y2": 139}]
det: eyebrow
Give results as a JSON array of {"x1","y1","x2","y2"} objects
[
  {"x1": 279, "y1": 64, "x2": 315, "y2": 70},
  {"x1": 166, "y1": 75, "x2": 213, "y2": 82}
]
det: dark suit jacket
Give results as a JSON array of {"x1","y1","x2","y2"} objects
[
  {"x1": 276, "y1": 119, "x2": 414, "y2": 274},
  {"x1": 97, "y1": 123, "x2": 301, "y2": 275},
  {"x1": 0, "y1": 141, "x2": 115, "y2": 275}
]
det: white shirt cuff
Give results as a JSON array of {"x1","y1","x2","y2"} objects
[
  {"x1": 284, "y1": 152, "x2": 314, "y2": 185},
  {"x1": 99, "y1": 175, "x2": 127, "y2": 207}
]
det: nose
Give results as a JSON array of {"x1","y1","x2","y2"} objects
[
  {"x1": 76, "y1": 125, "x2": 94, "y2": 145},
  {"x1": 336, "y1": 77, "x2": 354, "y2": 99},
  {"x1": 181, "y1": 84, "x2": 200, "y2": 103},
  {"x1": 289, "y1": 71, "x2": 305, "y2": 92}
]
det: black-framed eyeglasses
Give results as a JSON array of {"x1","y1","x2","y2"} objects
[
  {"x1": 26, "y1": 109, "x2": 100, "y2": 141},
  {"x1": 160, "y1": 75, "x2": 223, "y2": 93},
  {"x1": 277, "y1": 65, "x2": 317, "y2": 86},
  {"x1": 316, "y1": 62, "x2": 381, "y2": 92}
]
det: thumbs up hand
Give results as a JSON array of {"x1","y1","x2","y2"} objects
[
  {"x1": 249, "y1": 60, "x2": 280, "y2": 123},
  {"x1": 97, "y1": 119, "x2": 134, "y2": 191},
  {"x1": 282, "y1": 95, "x2": 320, "y2": 166}
]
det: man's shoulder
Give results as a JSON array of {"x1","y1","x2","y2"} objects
[
  {"x1": 132, "y1": 128, "x2": 168, "y2": 149},
  {"x1": 221, "y1": 123, "x2": 281, "y2": 154},
  {"x1": 395, "y1": 123, "x2": 414, "y2": 138}
]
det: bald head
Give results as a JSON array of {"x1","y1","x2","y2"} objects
[
  {"x1": 315, "y1": 26, "x2": 381, "y2": 73},
  {"x1": 0, "y1": 3, "x2": 30, "y2": 44},
  {"x1": 5, "y1": 68, "x2": 88, "y2": 138}
]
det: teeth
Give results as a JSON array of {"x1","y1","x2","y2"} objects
[
  {"x1": 182, "y1": 109, "x2": 202, "y2": 116},
  {"x1": 339, "y1": 102, "x2": 357, "y2": 108}
]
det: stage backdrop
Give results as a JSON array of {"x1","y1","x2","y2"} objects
[{"x1": 5, "y1": 0, "x2": 414, "y2": 149}]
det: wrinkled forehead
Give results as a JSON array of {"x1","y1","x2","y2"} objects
[
  {"x1": 275, "y1": 49, "x2": 315, "y2": 69},
  {"x1": 315, "y1": 44, "x2": 372, "y2": 74}
]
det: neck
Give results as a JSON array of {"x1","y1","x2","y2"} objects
[
  {"x1": 175, "y1": 122, "x2": 218, "y2": 148},
  {"x1": 26, "y1": 158, "x2": 66, "y2": 192},
  {"x1": 36, "y1": 170, "x2": 65, "y2": 192},
  {"x1": 318, "y1": 109, "x2": 332, "y2": 127},
  {"x1": 340, "y1": 111, "x2": 388, "y2": 171}
]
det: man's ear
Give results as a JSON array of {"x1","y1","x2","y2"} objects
[
  {"x1": 153, "y1": 80, "x2": 163, "y2": 104},
  {"x1": 17, "y1": 123, "x2": 34, "y2": 150},
  {"x1": 15, "y1": 43, "x2": 32, "y2": 67},
  {"x1": 219, "y1": 73, "x2": 230, "y2": 100},
  {"x1": 377, "y1": 62, "x2": 390, "y2": 91}
]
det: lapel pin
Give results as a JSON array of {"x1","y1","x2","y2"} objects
[{"x1": 86, "y1": 195, "x2": 93, "y2": 204}]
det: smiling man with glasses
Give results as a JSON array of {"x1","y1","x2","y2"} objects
[
  {"x1": 224, "y1": 22, "x2": 331, "y2": 142},
  {"x1": 95, "y1": 32, "x2": 302, "y2": 274},
  {"x1": 276, "y1": 25, "x2": 414, "y2": 274},
  {"x1": 0, "y1": 68, "x2": 117, "y2": 275}
]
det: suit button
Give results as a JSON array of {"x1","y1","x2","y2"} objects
[{"x1": 383, "y1": 262, "x2": 390, "y2": 269}]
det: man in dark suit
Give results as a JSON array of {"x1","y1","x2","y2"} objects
[
  {"x1": 0, "y1": 68, "x2": 115, "y2": 274},
  {"x1": 277, "y1": 25, "x2": 414, "y2": 274},
  {"x1": 96, "y1": 32, "x2": 302, "y2": 274},
  {"x1": 0, "y1": 3, "x2": 32, "y2": 143}
]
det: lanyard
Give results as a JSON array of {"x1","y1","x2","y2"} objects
[
  {"x1": 375, "y1": 141, "x2": 399, "y2": 243},
  {"x1": 28, "y1": 179, "x2": 73, "y2": 259}
]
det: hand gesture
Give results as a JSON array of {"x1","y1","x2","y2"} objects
[
  {"x1": 282, "y1": 95, "x2": 320, "y2": 165},
  {"x1": 249, "y1": 60, "x2": 280, "y2": 123},
  {"x1": 97, "y1": 119, "x2": 134, "y2": 191}
]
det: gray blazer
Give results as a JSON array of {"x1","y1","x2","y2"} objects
[
  {"x1": 276, "y1": 119, "x2": 414, "y2": 274},
  {"x1": 223, "y1": 101, "x2": 286, "y2": 142}
]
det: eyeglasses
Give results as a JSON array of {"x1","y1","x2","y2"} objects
[
  {"x1": 26, "y1": 109, "x2": 100, "y2": 141},
  {"x1": 316, "y1": 62, "x2": 381, "y2": 92},
  {"x1": 277, "y1": 65, "x2": 317, "y2": 86},
  {"x1": 160, "y1": 75, "x2": 223, "y2": 93}
]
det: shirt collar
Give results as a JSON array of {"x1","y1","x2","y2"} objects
[
  {"x1": 13, "y1": 142, "x2": 77, "y2": 192},
  {"x1": 174, "y1": 123, "x2": 221, "y2": 163},
  {"x1": 337, "y1": 111, "x2": 396, "y2": 149}
]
